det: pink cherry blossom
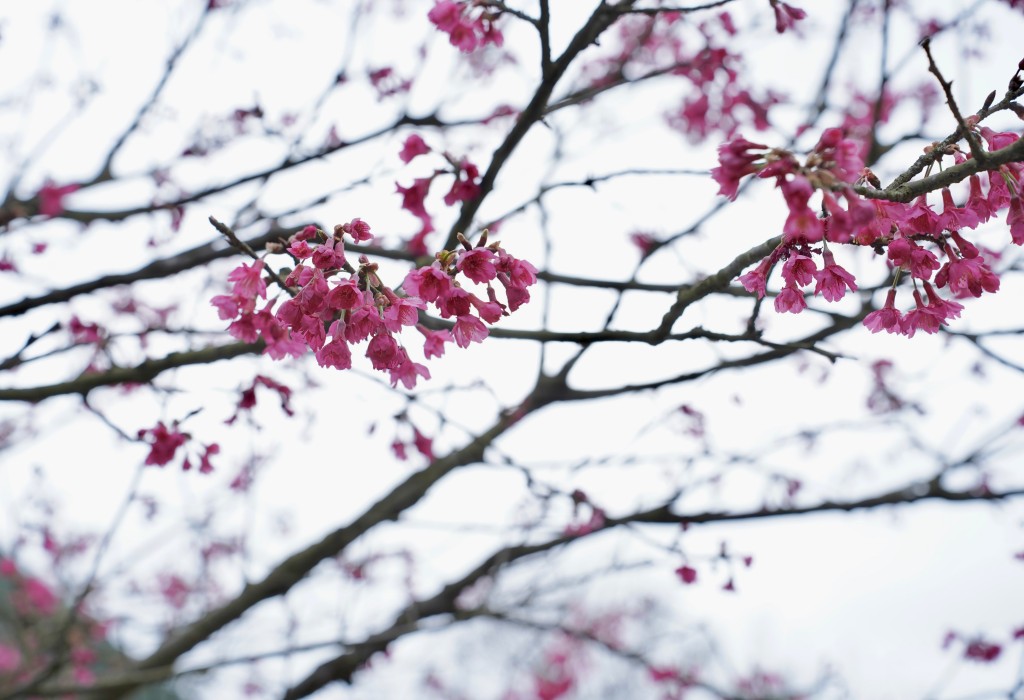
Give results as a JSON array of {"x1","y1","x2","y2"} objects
[
  {"x1": 452, "y1": 314, "x2": 489, "y2": 348},
  {"x1": 312, "y1": 238, "x2": 346, "y2": 270},
  {"x1": 340, "y1": 218, "x2": 373, "y2": 242},
  {"x1": 774, "y1": 285, "x2": 806, "y2": 313},
  {"x1": 37, "y1": 181, "x2": 80, "y2": 217},
  {"x1": 964, "y1": 639, "x2": 1002, "y2": 663},
  {"x1": 367, "y1": 332, "x2": 402, "y2": 370},
  {"x1": 417, "y1": 325, "x2": 452, "y2": 358},
  {"x1": 900, "y1": 290, "x2": 942, "y2": 337},
  {"x1": 781, "y1": 253, "x2": 816, "y2": 287},
  {"x1": 456, "y1": 247, "x2": 498, "y2": 284},
  {"x1": 316, "y1": 336, "x2": 353, "y2": 370},
  {"x1": 227, "y1": 259, "x2": 267, "y2": 300},
  {"x1": 675, "y1": 565, "x2": 698, "y2": 584},
  {"x1": 923, "y1": 281, "x2": 963, "y2": 323},
  {"x1": 771, "y1": 1, "x2": 807, "y2": 33},
  {"x1": 863, "y1": 289, "x2": 903, "y2": 334},
  {"x1": 444, "y1": 160, "x2": 481, "y2": 205},
  {"x1": 813, "y1": 250, "x2": 857, "y2": 302},
  {"x1": 389, "y1": 352, "x2": 431, "y2": 389},
  {"x1": 325, "y1": 279, "x2": 364, "y2": 311},
  {"x1": 139, "y1": 422, "x2": 189, "y2": 467},
  {"x1": 887, "y1": 237, "x2": 939, "y2": 280},
  {"x1": 399, "y1": 134, "x2": 431, "y2": 164},
  {"x1": 288, "y1": 239, "x2": 314, "y2": 259},
  {"x1": 936, "y1": 247, "x2": 1000, "y2": 297},
  {"x1": 711, "y1": 136, "x2": 767, "y2": 200},
  {"x1": 439, "y1": 285, "x2": 472, "y2": 318},
  {"x1": 403, "y1": 264, "x2": 452, "y2": 302}
]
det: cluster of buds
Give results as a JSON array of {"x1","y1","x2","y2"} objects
[
  {"x1": 718, "y1": 122, "x2": 1023, "y2": 337},
  {"x1": 212, "y1": 220, "x2": 536, "y2": 389}
]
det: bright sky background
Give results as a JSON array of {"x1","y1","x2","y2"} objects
[{"x1": 1, "y1": 1, "x2": 1024, "y2": 698}]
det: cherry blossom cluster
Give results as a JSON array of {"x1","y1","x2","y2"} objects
[
  {"x1": 211, "y1": 219, "x2": 536, "y2": 389},
  {"x1": 427, "y1": 0, "x2": 504, "y2": 54},
  {"x1": 576, "y1": 9, "x2": 788, "y2": 144},
  {"x1": 717, "y1": 123, "x2": 1024, "y2": 337}
]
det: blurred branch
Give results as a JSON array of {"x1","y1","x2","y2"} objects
[{"x1": 0, "y1": 342, "x2": 260, "y2": 402}]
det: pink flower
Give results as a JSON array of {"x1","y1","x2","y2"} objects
[
  {"x1": 443, "y1": 160, "x2": 481, "y2": 205},
  {"x1": 417, "y1": 325, "x2": 452, "y2": 359},
  {"x1": 260, "y1": 316, "x2": 307, "y2": 360},
  {"x1": 966, "y1": 174, "x2": 995, "y2": 223},
  {"x1": 295, "y1": 225, "x2": 318, "y2": 241},
  {"x1": 771, "y1": 1, "x2": 806, "y2": 33},
  {"x1": 711, "y1": 136, "x2": 767, "y2": 200},
  {"x1": 452, "y1": 314, "x2": 489, "y2": 348},
  {"x1": 210, "y1": 294, "x2": 242, "y2": 320},
  {"x1": 903, "y1": 195, "x2": 940, "y2": 235},
  {"x1": 1007, "y1": 195, "x2": 1024, "y2": 245},
  {"x1": 367, "y1": 332, "x2": 402, "y2": 370},
  {"x1": 900, "y1": 290, "x2": 942, "y2": 337},
  {"x1": 497, "y1": 253, "x2": 538, "y2": 289},
  {"x1": 427, "y1": 0, "x2": 462, "y2": 32},
  {"x1": 68, "y1": 316, "x2": 104, "y2": 344},
  {"x1": 392, "y1": 440, "x2": 408, "y2": 461},
  {"x1": 439, "y1": 286, "x2": 472, "y2": 318},
  {"x1": 774, "y1": 285, "x2": 806, "y2": 313},
  {"x1": 936, "y1": 248, "x2": 1000, "y2": 297},
  {"x1": 456, "y1": 247, "x2": 498, "y2": 284},
  {"x1": 629, "y1": 232, "x2": 658, "y2": 257},
  {"x1": 964, "y1": 639, "x2": 1001, "y2": 663},
  {"x1": 383, "y1": 295, "x2": 426, "y2": 332},
  {"x1": 325, "y1": 279, "x2": 364, "y2": 311},
  {"x1": 469, "y1": 294, "x2": 504, "y2": 323},
  {"x1": 37, "y1": 181, "x2": 80, "y2": 217},
  {"x1": 139, "y1": 422, "x2": 189, "y2": 467},
  {"x1": 675, "y1": 565, "x2": 698, "y2": 584},
  {"x1": 295, "y1": 313, "x2": 326, "y2": 351},
  {"x1": 295, "y1": 270, "x2": 329, "y2": 315},
  {"x1": 923, "y1": 281, "x2": 963, "y2": 323},
  {"x1": 288, "y1": 239, "x2": 314, "y2": 259},
  {"x1": 403, "y1": 264, "x2": 451, "y2": 302},
  {"x1": 399, "y1": 134, "x2": 431, "y2": 164},
  {"x1": 316, "y1": 336, "x2": 353, "y2": 370},
  {"x1": 285, "y1": 263, "x2": 314, "y2": 288},
  {"x1": 412, "y1": 428, "x2": 434, "y2": 460},
  {"x1": 738, "y1": 260, "x2": 770, "y2": 298},
  {"x1": 813, "y1": 250, "x2": 857, "y2": 302},
  {"x1": 158, "y1": 574, "x2": 190, "y2": 610},
  {"x1": 312, "y1": 238, "x2": 346, "y2": 270},
  {"x1": 227, "y1": 259, "x2": 267, "y2": 300},
  {"x1": 397, "y1": 178, "x2": 434, "y2": 229},
  {"x1": 389, "y1": 353, "x2": 431, "y2": 389},
  {"x1": 781, "y1": 253, "x2": 816, "y2": 287},
  {"x1": 863, "y1": 289, "x2": 903, "y2": 334},
  {"x1": 340, "y1": 218, "x2": 373, "y2": 242},
  {"x1": 938, "y1": 188, "x2": 979, "y2": 231},
  {"x1": 500, "y1": 276, "x2": 531, "y2": 312},
  {"x1": 428, "y1": 1, "x2": 502, "y2": 53},
  {"x1": 887, "y1": 237, "x2": 939, "y2": 280},
  {"x1": 345, "y1": 306, "x2": 382, "y2": 343},
  {"x1": 197, "y1": 443, "x2": 219, "y2": 474},
  {"x1": 782, "y1": 204, "x2": 824, "y2": 244}
]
